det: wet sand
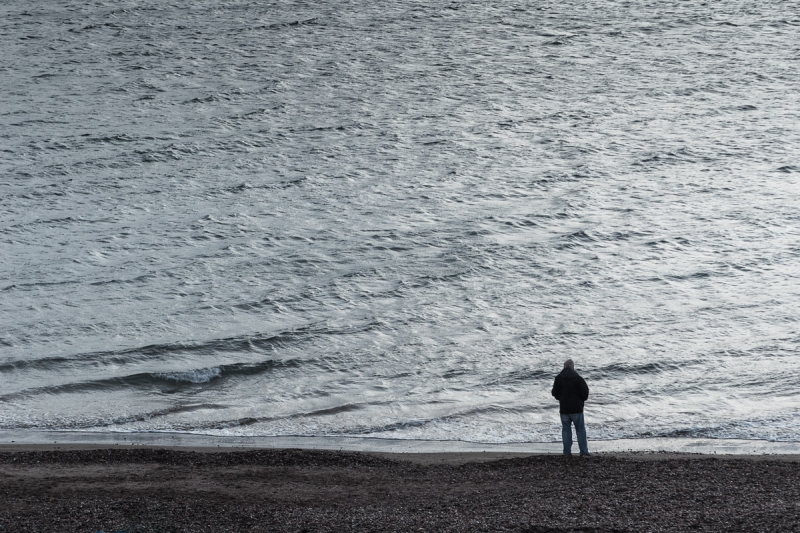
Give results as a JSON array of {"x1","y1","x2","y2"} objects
[{"x1": 2, "y1": 446, "x2": 799, "y2": 532}]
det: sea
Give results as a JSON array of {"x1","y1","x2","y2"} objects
[{"x1": 2, "y1": 0, "x2": 800, "y2": 445}]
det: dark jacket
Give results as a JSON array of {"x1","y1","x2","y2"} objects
[{"x1": 551, "y1": 368, "x2": 589, "y2": 414}]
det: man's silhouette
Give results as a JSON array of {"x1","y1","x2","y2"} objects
[{"x1": 551, "y1": 359, "x2": 590, "y2": 456}]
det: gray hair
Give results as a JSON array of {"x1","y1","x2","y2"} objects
[{"x1": 564, "y1": 359, "x2": 574, "y2": 370}]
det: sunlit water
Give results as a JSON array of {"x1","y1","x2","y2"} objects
[{"x1": 2, "y1": 0, "x2": 800, "y2": 443}]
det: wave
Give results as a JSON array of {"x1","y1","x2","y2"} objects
[
  {"x1": 483, "y1": 368, "x2": 552, "y2": 387},
  {"x1": 0, "y1": 401, "x2": 368, "y2": 431},
  {"x1": 0, "y1": 403, "x2": 229, "y2": 430},
  {"x1": 776, "y1": 165, "x2": 800, "y2": 173},
  {"x1": 591, "y1": 360, "x2": 702, "y2": 379},
  {"x1": 0, "y1": 358, "x2": 303, "y2": 402},
  {"x1": 221, "y1": 404, "x2": 540, "y2": 437},
  {"x1": 154, "y1": 367, "x2": 222, "y2": 384},
  {"x1": 0, "y1": 323, "x2": 363, "y2": 374},
  {"x1": 76, "y1": 402, "x2": 380, "y2": 432},
  {"x1": 203, "y1": 177, "x2": 309, "y2": 198},
  {"x1": 236, "y1": 18, "x2": 320, "y2": 33},
  {"x1": 307, "y1": 405, "x2": 539, "y2": 437}
]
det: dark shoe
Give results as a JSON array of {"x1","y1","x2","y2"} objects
[{"x1": 580, "y1": 452, "x2": 592, "y2": 457}]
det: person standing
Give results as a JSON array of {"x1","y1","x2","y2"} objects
[{"x1": 551, "y1": 359, "x2": 590, "y2": 456}]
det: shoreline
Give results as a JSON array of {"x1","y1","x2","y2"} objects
[
  {"x1": 2, "y1": 444, "x2": 800, "y2": 465},
  {"x1": 2, "y1": 429, "x2": 799, "y2": 456}
]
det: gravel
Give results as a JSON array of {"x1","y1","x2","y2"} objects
[{"x1": 1, "y1": 449, "x2": 799, "y2": 532}]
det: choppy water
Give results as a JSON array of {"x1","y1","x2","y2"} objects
[{"x1": 2, "y1": 0, "x2": 800, "y2": 443}]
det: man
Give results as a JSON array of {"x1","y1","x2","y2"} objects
[{"x1": 551, "y1": 359, "x2": 590, "y2": 456}]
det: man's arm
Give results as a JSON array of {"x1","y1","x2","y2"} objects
[
  {"x1": 551, "y1": 376, "x2": 561, "y2": 399},
  {"x1": 579, "y1": 377, "x2": 589, "y2": 402}
]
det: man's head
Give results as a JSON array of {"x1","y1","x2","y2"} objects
[{"x1": 564, "y1": 359, "x2": 574, "y2": 370}]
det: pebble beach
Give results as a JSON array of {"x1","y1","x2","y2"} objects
[{"x1": 2, "y1": 447, "x2": 799, "y2": 532}]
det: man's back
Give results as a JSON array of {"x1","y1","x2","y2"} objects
[{"x1": 551, "y1": 367, "x2": 589, "y2": 414}]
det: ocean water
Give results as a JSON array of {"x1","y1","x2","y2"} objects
[{"x1": 2, "y1": 0, "x2": 800, "y2": 444}]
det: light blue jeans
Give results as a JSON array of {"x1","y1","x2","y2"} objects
[{"x1": 560, "y1": 413, "x2": 589, "y2": 455}]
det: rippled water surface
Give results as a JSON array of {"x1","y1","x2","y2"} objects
[{"x1": 2, "y1": 0, "x2": 800, "y2": 442}]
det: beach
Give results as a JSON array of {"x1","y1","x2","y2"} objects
[
  {"x1": 3, "y1": 3, "x2": 800, "y2": 530},
  {"x1": 2, "y1": 446, "x2": 799, "y2": 532}
]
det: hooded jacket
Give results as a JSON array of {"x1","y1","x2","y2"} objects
[{"x1": 551, "y1": 367, "x2": 589, "y2": 414}]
